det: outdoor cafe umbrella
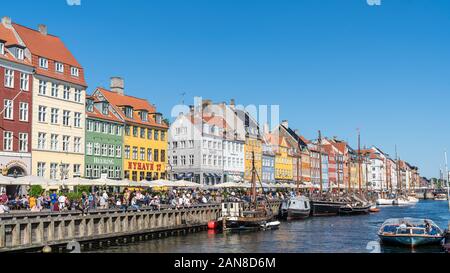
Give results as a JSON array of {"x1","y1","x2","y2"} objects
[
  {"x1": 63, "y1": 177, "x2": 93, "y2": 187},
  {"x1": 213, "y1": 182, "x2": 242, "y2": 189},
  {"x1": 14, "y1": 175, "x2": 52, "y2": 186},
  {"x1": 173, "y1": 180, "x2": 203, "y2": 188}
]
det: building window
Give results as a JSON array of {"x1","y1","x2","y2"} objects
[
  {"x1": 86, "y1": 142, "x2": 93, "y2": 155},
  {"x1": 172, "y1": 156, "x2": 178, "y2": 166},
  {"x1": 63, "y1": 110, "x2": 70, "y2": 126},
  {"x1": 154, "y1": 149, "x2": 159, "y2": 162},
  {"x1": 4, "y1": 69, "x2": 14, "y2": 88},
  {"x1": 115, "y1": 167, "x2": 121, "y2": 179},
  {"x1": 50, "y1": 108, "x2": 58, "y2": 124},
  {"x1": 38, "y1": 133, "x2": 46, "y2": 149},
  {"x1": 86, "y1": 165, "x2": 92, "y2": 178},
  {"x1": 19, "y1": 133, "x2": 28, "y2": 152},
  {"x1": 116, "y1": 146, "x2": 121, "y2": 158},
  {"x1": 140, "y1": 148, "x2": 145, "y2": 160},
  {"x1": 55, "y1": 62, "x2": 64, "y2": 73},
  {"x1": 124, "y1": 107, "x2": 133, "y2": 119},
  {"x1": 140, "y1": 128, "x2": 145, "y2": 138},
  {"x1": 73, "y1": 164, "x2": 81, "y2": 177},
  {"x1": 39, "y1": 80, "x2": 46, "y2": 95},
  {"x1": 38, "y1": 106, "x2": 47, "y2": 122},
  {"x1": 62, "y1": 136, "x2": 70, "y2": 152},
  {"x1": 74, "y1": 89, "x2": 81, "y2": 102},
  {"x1": 140, "y1": 111, "x2": 148, "y2": 122},
  {"x1": 161, "y1": 131, "x2": 166, "y2": 141},
  {"x1": 133, "y1": 126, "x2": 138, "y2": 137},
  {"x1": 189, "y1": 155, "x2": 194, "y2": 165},
  {"x1": 102, "y1": 123, "x2": 108, "y2": 133},
  {"x1": 74, "y1": 137, "x2": 81, "y2": 153},
  {"x1": 102, "y1": 144, "x2": 108, "y2": 156},
  {"x1": 74, "y1": 112, "x2": 81, "y2": 128},
  {"x1": 3, "y1": 131, "x2": 13, "y2": 151},
  {"x1": 147, "y1": 148, "x2": 152, "y2": 161},
  {"x1": 50, "y1": 134, "x2": 58, "y2": 151},
  {"x1": 63, "y1": 86, "x2": 70, "y2": 100},
  {"x1": 125, "y1": 146, "x2": 130, "y2": 159},
  {"x1": 109, "y1": 145, "x2": 115, "y2": 157},
  {"x1": 37, "y1": 162, "x2": 46, "y2": 177},
  {"x1": 108, "y1": 166, "x2": 114, "y2": 179},
  {"x1": 50, "y1": 163, "x2": 58, "y2": 180},
  {"x1": 16, "y1": 48, "x2": 24, "y2": 60},
  {"x1": 93, "y1": 165, "x2": 100, "y2": 178},
  {"x1": 0, "y1": 43, "x2": 3, "y2": 55},
  {"x1": 20, "y1": 73, "x2": 29, "y2": 91},
  {"x1": 125, "y1": 125, "x2": 130, "y2": 136},
  {"x1": 51, "y1": 83, "x2": 58, "y2": 97},
  {"x1": 39, "y1": 57, "x2": 48, "y2": 69},
  {"x1": 94, "y1": 143, "x2": 101, "y2": 156},
  {"x1": 154, "y1": 130, "x2": 159, "y2": 140},
  {"x1": 71, "y1": 67, "x2": 79, "y2": 77},
  {"x1": 181, "y1": 155, "x2": 186, "y2": 166},
  {"x1": 3, "y1": 100, "x2": 13, "y2": 120},
  {"x1": 147, "y1": 129, "x2": 152, "y2": 139},
  {"x1": 132, "y1": 147, "x2": 138, "y2": 160},
  {"x1": 95, "y1": 121, "x2": 101, "y2": 132},
  {"x1": 161, "y1": 150, "x2": 166, "y2": 163}
]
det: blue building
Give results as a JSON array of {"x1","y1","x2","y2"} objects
[{"x1": 262, "y1": 140, "x2": 275, "y2": 184}]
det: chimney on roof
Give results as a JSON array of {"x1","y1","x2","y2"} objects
[
  {"x1": 230, "y1": 99, "x2": 235, "y2": 106},
  {"x1": 110, "y1": 77, "x2": 124, "y2": 95},
  {"x1": 281, "y1": 120, "x2": 289, "y2": 128},
  {"x1": 38, "y1": 24, "x2": 47, "y2": 35},
  {"x1": 2, "y1": 16, "x2": 11, "y2": 28}
]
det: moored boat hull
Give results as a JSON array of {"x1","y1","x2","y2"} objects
[
  {"x1": 310, "y1": 201, "x2": 344, "y2": 216},
  {"x1": 287, "y1": 208, "x2": 310, "y2": 220},
  {"x1": 379, "y1": 235, "x2": 444, "y2": 247}
]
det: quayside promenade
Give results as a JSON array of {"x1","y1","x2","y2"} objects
[{"x1": 0, "y1": 202, "x2": 281, "y2": 253}]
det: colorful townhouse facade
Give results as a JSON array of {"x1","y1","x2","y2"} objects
[
  {"x1": 0, "y1": 17, "x2": 34, "y2": 194},
  {"x1": 85, "y1": 93, "x2": 124, "y2": 179},
  {"x1": 93, "y1": 78, "x2": 168, "y2": 181},
  {"x1": 261, "y1": 135, "x2": 275, "y2": 184},
  {"x1": 10, "y1": 21, "x2": 88, "y2": 180}
]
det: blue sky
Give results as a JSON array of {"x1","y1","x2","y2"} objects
[{"x1": 4, "y1": 0, "x2": 450, "y2": 177}]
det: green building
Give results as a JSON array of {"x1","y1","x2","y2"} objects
[{"x1": 85, "y1": 94, "x2": 124, "y2": 179}]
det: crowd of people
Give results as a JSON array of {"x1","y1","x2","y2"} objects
[{"x1": 0, "y1": 188, "x2": 289, "y2": 214}]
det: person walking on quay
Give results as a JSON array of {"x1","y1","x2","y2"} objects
[
  {"x1": 100, "y1": 191, "x2": 109, "y2": 209},
  {"x1": 58, "y1": 193, "x2": 67, "y2": 211},
  {"x1": 50, "y1": 191, "x2": 58, "y2": 212}
]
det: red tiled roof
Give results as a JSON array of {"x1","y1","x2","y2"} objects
[
  {"x1": 87, "y1": 107, "x2": 123, "y2": 124},
  {"x1": 12, "y1": 23, "x2": 87, "y2": 86},
  {"x1": 0, "y1": 24, "x2": 32, "y2": 66},
  {"x1": 96, "y1": 87, "x2": 168, "y2": 129},
  {"x1": 12, "y1": 23, "x2": 80, "y2": 67}
]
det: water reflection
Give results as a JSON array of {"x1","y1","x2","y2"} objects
[{"x1": 89, "y1": 200, "x2": 449, "y2": 253}]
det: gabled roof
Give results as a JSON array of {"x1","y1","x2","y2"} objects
[
  {"x1": 280, "y1": 125, "x2": 309, "y2": 148},
  {"x1": 0, "y1": 23, "x2": 32, "y2": 66},
  {"x1": 95, "y1": 87, "x2": 168, "y2": 129},
  {"x1": 12, "y1": 23, "x2": 80, "y2": 67},
  {"x1": 86, "y1": 105, "x2": 123, "y2": 124}
]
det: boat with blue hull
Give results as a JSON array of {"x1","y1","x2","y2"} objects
[{"x1": 378, "y1": 218, "x2": 445, "y2": 247}]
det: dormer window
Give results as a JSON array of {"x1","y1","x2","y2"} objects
[
  {"x1": 124, "y1": 106, "x2": 133, "y2": 119},
  {"x1": 0, "y1": 42, "x2": 4, "y2": 55},
  {"x1": 86, "y1": 99, "x2": 94, "y2": 112},
  {"x1": 16, "y1": 48, "x2": 24, "y2": 60},
  {"x1": 102, "y1": 102, "x2": 109, "y2": 115},
  {"x1": 71, "y1": 67, "x2": 79, "y2": 77},
  {"x1": 140, "y1": 111, "x2": 148, "y2": 122},
  {"x1": 55, "y1": 62, "x2": 64, "y2": 73},
  {"x1": 39, "y1": 57, "x2": 48, "y2": 69},
  {"x1": 154, "y1": 113, "x2": 162, "y2": 124}
]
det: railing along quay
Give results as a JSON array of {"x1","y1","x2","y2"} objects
[{"x1": 0, "y1": 201, "x2": 282, "y2": 253}]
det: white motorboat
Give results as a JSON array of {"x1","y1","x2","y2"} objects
[
  {"x1": 377, "y1": 198, "x2": 396, "y2": 206},
  {"x1": 394, "y1": 198, "x2": 411, "y2": 206},
  {"x1": 407, "y1": 196, "x2": 419, "y2": 204},
  {"x1": 286, "y1": 195, "x2": 311, "y2": 220}
]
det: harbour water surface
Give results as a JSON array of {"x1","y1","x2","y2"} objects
[{"x1": 91, "y1": 200, "x2": 450, "y2": 253}]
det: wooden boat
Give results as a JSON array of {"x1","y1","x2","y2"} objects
[
  {"x1": 339, "y1": 202, "x2": 371, "y2": 215},
  {"x1": 378, "y1": 218, "x2": 445, "y2": 247},
  {"x1": 218, "y1": 202, "x2": 276, "y2": 231},
  {"x1": 286, "y1": 195, "x2": 311, "y2": 220},
  {"x1": 310, "y1": 200, "x2": 346, "y2": 216},
  {"x1": 369, "y1": 205, "x2": 380, "y2": 213}
]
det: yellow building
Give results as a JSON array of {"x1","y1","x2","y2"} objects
[
  {"x1": 12, "y1": 23, "x2": 87, "y2": 179},
  {"x1": 95, "y1": 78, "x2": 168, "y2": 181},
  {"x1": 244, "y1": 137, "x2": 263, "y2": 182},
  {"x1": 274, "y1": 136, "x2": 293, "y2": 182}
]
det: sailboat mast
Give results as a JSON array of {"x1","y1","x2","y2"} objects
[
  {"x1": 318, "y1": 131, "x2": 323, "y2": 193},
  {"x1": 296, "y1": 152, "x2": 300, "y2": 194},
  {"x1": 358, "y1": 130, "x2": 362, "y2": 194},
  {"x1": 251, "y1": 151, "x2": 257, "y2": 208},
  {"x1": 445, "y1": 151, "x2": 450, "y2": 210}
]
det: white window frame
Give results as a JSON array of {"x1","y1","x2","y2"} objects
[
  {"x1": 74, "y1": 89, "x2": 81, "y2": 102},
  {"x1": 86, "y1": 142, "x2": 93, "y2": 155},
  {"x1": 74, "y1": 112, "x2": 81, "y2": 128},
  {"x1": 0, "y1": 43, "x2": 4, "y2": 55},
  {"x1": 63, "y1": 86, "x2": 70, "y2": 100},
  {"x1": 55, "y1": 62, "x2": 64, "y2": 73},
  {"x1": 20, "y1": 73, "x2": 29, "y2": 91},
  {"x1": 17, "y1": 48, "x2": 24, "y2": 60},
  {"x1": 63, "y1": 110, "x2": 70, "y2": 126},
  {"x1": 38, "y1": 80, "x2": 46, "y2": 95},
  {"x1": 50, "y1": 108, "x2": 58, "y2": 124},
  {"x1": 51, "y1": 83, "x2": 58, "y2": 97},
  {"x1": 39, "y1": 57, "x2": 48, "y2": 69},
  {"x1": 38, "y1": 106, "x2": 47, "y2": 123},
  {"x1": 19, "y1": 102, "x2": 28, "y2": 122},
  {"x1": 4, "y1": 69, "x2": 14, "y2": 88},
  {"x1": 38, "y1": 133, "x2": 46, "y2": 150},
  {"x1": 37, "y1": 162, "x2": 46, "y2": 177},
  {"x1": 3, "y1": 131, "x2": 13, "y2": 151},
  {"x1": 71, "y1": 67, "x2": 79, "y2": 77},
  {"x1": 50, "y1": 134, "x2": 58, "y2": 151},
  {"x1": 74, "y1": 137, "x2": 81, "y2": 153},
  {"x1": 3, "y1": 100, "x2": 13, "y2": 120},
  {"x1": 62, "y1": 135, "x2": 70, "y2": 152}
]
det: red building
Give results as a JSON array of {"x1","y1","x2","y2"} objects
[{"x1": 0, "y1": 17, "x2": 34, "y2": 185}]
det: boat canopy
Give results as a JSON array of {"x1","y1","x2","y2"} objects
[{"x1": 381, "y1": 218, "x2": 439, "y2": 227}]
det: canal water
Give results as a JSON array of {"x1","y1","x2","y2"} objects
[{"x1": 91, "y1": 200, "x2": 450, "y2": 253}]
